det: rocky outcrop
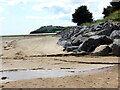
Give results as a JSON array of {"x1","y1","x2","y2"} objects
[{"x1": 57, "y1": 21, "x2": 120, "y2": 56}]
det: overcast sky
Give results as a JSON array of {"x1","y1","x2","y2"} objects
[{"x1": 0, "y1": 0, "x2": 112, "y2": 35}]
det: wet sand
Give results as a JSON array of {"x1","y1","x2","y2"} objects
[{"x1": 0, "y1": 35, "x2": 119, "y2": 88}]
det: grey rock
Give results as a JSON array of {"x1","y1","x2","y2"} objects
[
  {"x1": 57, "y1": 21, "x2": 120, "y2": 56},
  {"x1": 95, "y1": 29, "x2": 113, "y2": 36},
  {"x1": 65, "y1": 46, "x2": 79, "y2": 52},
  {"x1": 82, "y1": 32, "x2": 95, "y2": 37},
  {"x1": 72, "y1": 35, "x2": 87, "y2": 46},
  {"x1": 57, "y1": 40, "x2": 72, "y2": 48},
  {"x1": 112, "y1": 39, "x2": 120, "y2": 56},
  {"x1": 92, "y1": 45, "x2": 112, "y2": 56},
  {"x1": 71, "y1": 32, "x2": 82, "y2": 41},
  {"x1": 110, "y1": 30, "x2": 120, "y2": 39},
  {"x1": 78, "y1": 35, "x2": 113, "y2": 52},
  {"x1": 109, "y1": 44, "x2": 113, "y2": 49},
  {"x1": 112, "y1": 23, "x2": 120, "y2": 30}
]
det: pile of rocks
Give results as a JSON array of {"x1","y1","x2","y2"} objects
[{"x1": 57, "y1": 21, "x2": 120, "y2": 56}]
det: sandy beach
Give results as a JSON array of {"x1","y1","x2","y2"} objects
[{"x1": 0, "y1": 35, "x2": 119, "y2": 88}]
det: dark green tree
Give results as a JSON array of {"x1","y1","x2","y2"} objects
[
  {"x1": 110, "y1": 1, "x2": 120, "y2": 10},
  {"x1": 102, "y1": 1, "x2": 120, "y2": 18},
  {"x1": 102, "y1": 6, "x2": 113, "y2": 18},
  {"x1": 72, "y1": 6, "x2": 93, "y2": 25}
]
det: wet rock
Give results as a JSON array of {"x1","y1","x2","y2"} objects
[
  {"x1": 92, "y1": 45, "x2": 112, "y2": 56},
  {"x1": 112, "y1": 39, "x2": 120, "y2": 56},
  {"x1": 110, "y1": 30, "x2": 120, "y2": 39}
]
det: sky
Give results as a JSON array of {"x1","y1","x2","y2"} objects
[{"x1": 0, "y1": 0, "x2": 112, "y2": 35}]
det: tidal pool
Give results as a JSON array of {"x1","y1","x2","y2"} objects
[{"x1": 0, "y1": 65, "x2": 113, "y2": 83}]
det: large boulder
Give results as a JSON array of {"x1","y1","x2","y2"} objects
[
  {"x1": 92, "y1": 45, "x2": 112, "y2": 56},
  {"x1": 78, "y1": 35, "x2": 113, "y2": 52},
  {"x1": 112, "y1": 39, "x2": 120, "y2": 56},
  {"x1": 110, "y1": 30, "x2": 120, "y2": 39}
]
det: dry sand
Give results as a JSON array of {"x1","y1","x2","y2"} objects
[{"x1": 0, "y1": 35, "x2": 119, "y2": 88}]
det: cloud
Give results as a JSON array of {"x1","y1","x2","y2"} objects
[
  {"x1": 0, "y1": 16, "x2": 6, "y2": 21},
  {"x1": 0, "y1": 0, "x2": 33, "y2": 5},
  {"x1": 81, "y1": 0, "x2": 112, "y2": 3},
  {"x1": 32, "y1": 1, "x2": 72, "y2": 13},
  {"x1": 0, "y1": 0, "x2": 113, "y2": 21},
  {"x1": 0, "y1": 6, "x2": 4, "y2": 12},
  {"x1": 79, "y1": 0, "x2": 112, "y2": 20},
  {"x1": 0, "y1": 0, "x2": 113, "y2": 20},
  {"x1": 0, "y1": 0, "x2": 71, "y2": 5},
  {"x1": 25, "y1": 14, "x2": 71, "y2": 19},
  {"x1": 38, "y1": 6, "x2": 71, "y2": 15},
  {"x1": 31, "y1": 0, "x2": 112, "y2": 20}
]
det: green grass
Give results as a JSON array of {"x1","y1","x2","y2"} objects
[
  {"x1": 81, "y1": 10, "x2": 120, "y2": 26},
  {"x1": 105, "y1": 10, "x2": 120, "y2": 21},
  {"x1": 30, "y1": 26, "x2": 64, "y2": 34}
]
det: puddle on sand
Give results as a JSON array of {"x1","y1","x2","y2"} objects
[
  {"x1": 0, "y1": 66, "x2": 113, "y2": 83},
  {"x1": 0, "y1": 70, "x2": 76, "y2": 82}
]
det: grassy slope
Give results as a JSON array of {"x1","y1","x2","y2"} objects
[
  {"x1": 30, "y1": 26, "x2": 65, "y2": 34},
  {"x1": 81, "y1": 10, "x2": 120, "y2": 26}
]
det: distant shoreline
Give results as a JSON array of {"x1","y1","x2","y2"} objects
[{"x1": 0, "y1": 33, "x2": 56, "y2": 37}]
